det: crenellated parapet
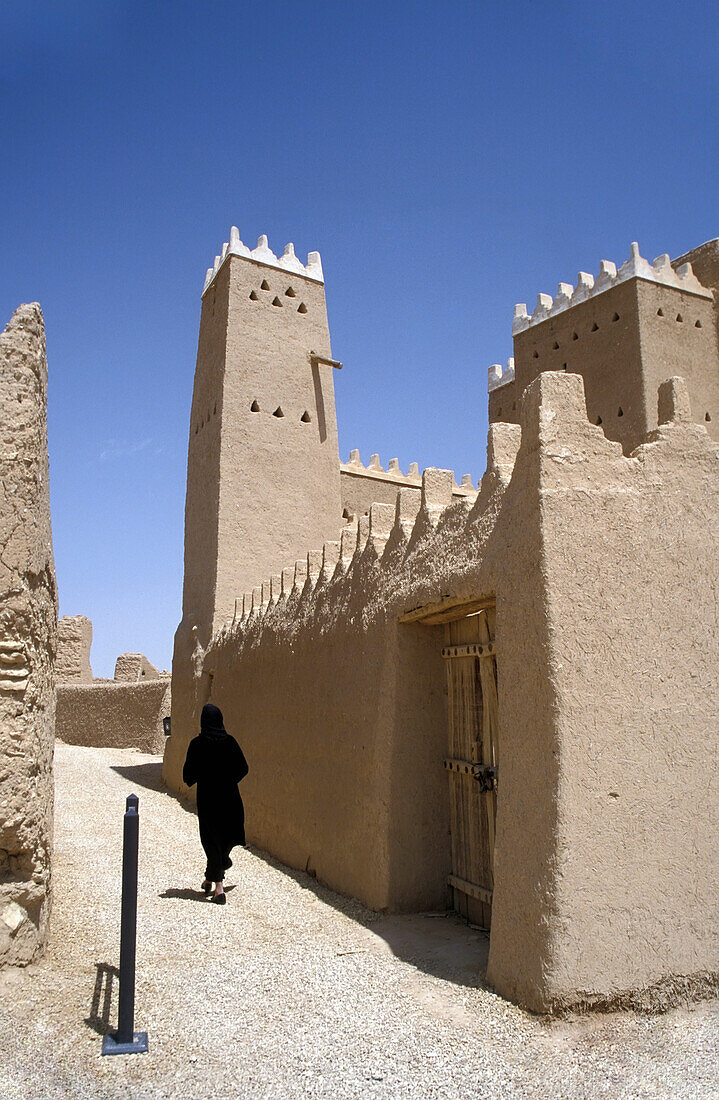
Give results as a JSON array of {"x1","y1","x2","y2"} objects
[
  {"x1": 340, "y1": 451, "x2": 476, "y2": 495},
  {"x1": 512, "y1": 242, "x2": 712, "y2": 336},
  {"x1": 202, "y1": 228, "x2": 324, "y2": 296},
  {"x1": 487, "y1": 357, "x2": 515, "y2": 393}
]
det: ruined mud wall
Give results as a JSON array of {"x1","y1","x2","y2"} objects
[
  {"x1": 56, "y1": 614, "x2": 93, "y2": 682},
  {"x1": 0, "y1": 304, "x2": 57, "y2": 967},
  {"x1": 56, "y1": 679, "x2": 170, "y2": 754},
  {"x1": 114, "y1": 652, "x2": 161, "y2": 681}
]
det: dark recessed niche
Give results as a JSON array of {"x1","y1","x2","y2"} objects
[
  {"x1": 342, "y1": 508, "x2": 351, "y2": 520},
  {"x1": 250, "y1": 400, "x2": 260, "y2": 412},
  {"x1": 618, "y1": 407, "x2": 624, "y2": 417},
  {"x1": 285, "y1": 287, "x2": 296, "y2": 298},
  {"x1": 249, "y1": 290, "x2": 259, "y2": 301},
  {"x1": 657, "y1": 308, "x2": 664, "y2": 316},
  {"x1": 612, "y1": 313, "x2": 620, "y2": 322},
  {"x1": 213, "y1": 403, "x2": 217, "y2": 415},
  {"x1": 591, "y1": 322, "x2": 599, "y2": 331},
  {"x1": 260, "y1": 279, "x2": 270, "y2": 291},
  {"x1": 562, "y1": 363, "x2": 568, "y2": 371},
  {"x1": 297, "y1": 302, "x2": 308, "y2": 314},
  {"x1": 572, "y1": 331, "x2": 578, "y2": 341},
  {"x1": 596, "y1": 416, "x2": 603, "y2": 425},
  {"x1": 676, "y1": 313, "x2": 683, "y2": 323},
  {"x1": 272, "y1": 296, "x2": 282, "y2": 307},
  {"x1": 273, "y1": 406, "x2": 284, "y2": 418},
  {"x1": 553, "y1": 341, "x2": 560, "y2": 350},
  {"x1": 533, "y1": 350, "x2": 539, "y2": 359},
  {"x1": 300, "y1": 410, "x2": 311, "y2": 423},
  {"x1": 695, "y1": 319, "x2": 703, "y2": 328},
  {"x1": 706, "y1": 412, "x2": 712, "y2": 422}
]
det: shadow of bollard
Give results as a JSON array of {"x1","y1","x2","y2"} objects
[{"x1": 85, "y1": 962, "x2": 119, "y2": 1035}]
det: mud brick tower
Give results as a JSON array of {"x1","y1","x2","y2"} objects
[
  {"x1": 167, "y1": 230, "x2": 343, "y2": 782},
  {"x1": 488, "y1": 242, "x2": 719, "y2": 453}
]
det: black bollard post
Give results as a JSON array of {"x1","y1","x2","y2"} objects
[{"x1": 102, "y1": 793, "x2": 148, "y2": 1055}]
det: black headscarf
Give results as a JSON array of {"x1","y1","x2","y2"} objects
[{"x1": 200, "y1": 702, "x2": 226, "y2": 736}]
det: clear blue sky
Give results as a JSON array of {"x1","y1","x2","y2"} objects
[{"x1": 2, "y1": 2, "x2": 717, "y2": 675}]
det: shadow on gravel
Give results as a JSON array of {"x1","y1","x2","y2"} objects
[
  {"x1": 247, "y1": 846, "x2": 490, "y2": 990},
  {"x1": 85, "y1": 962, "x2": 119, "y2": 1035},
  {"x1": 160, "y1": 885, "x2": 237, "y2": 902},
  {"x1": 110, "y1": 761, "x2": 165, "y2": 792}
]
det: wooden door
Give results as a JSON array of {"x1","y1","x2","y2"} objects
[{"x1": 443, "y1": 606, "x2": 498, "y2": 928}]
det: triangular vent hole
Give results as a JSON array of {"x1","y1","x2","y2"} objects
[
  {"x1": 260, "y1": 280, "x2": 270, "y2": 291},
  {"x1": 657, "y1": 308, "x2": 664, "y2": 316},
  {"x1": 612, "y1": 313, "x2": 620, "y2": 322},
  {"x1": 285, "y1": 287, "x2": 296, "y2": 297},
  {"x1": 249, "y1": 290, "x2": 259, "y2": 301},
  {"x1": 300, "y1": 410, "x2": 311, "y2": 423},
  {"x1": 596, "y1": 416, "x2": 603, "y2": 425},
  {"x1": 272, "y1": 297, "x2": 282, "y2": 307},
  {"x1": 572, "y1": 331, "x2": 578, "y2": 341},
  {"x1": 552, "y1": 341, "x2": 559, "y2": 350},
  {"x1": 297, "y1": 303, "x2": 308, "y2": 314},
  {"x1": 591, "y1": 322, "x2": 599, "y2": 331},
  {"x1": 696, "y1": 319, "x2": 703, "y2": 327},
  {"x1": 676, "y1": 313, "x2": 683, "y2": 322},
  {"x1": 273, "y1": 406, "x2": 284, "y2": 418},
  {"x1": 250, "y1": 400, "x2": 260, "y2": 412}
]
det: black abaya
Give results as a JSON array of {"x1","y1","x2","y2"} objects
[{"x1": 182, "y1": 705, "x2": 249, "y2": 882}]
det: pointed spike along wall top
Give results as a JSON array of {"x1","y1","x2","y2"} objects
[
  {"x1": 201, "y1": 228, "x2": 325, "y2": 296},
  {"x1": 511, "y1": 242, "x2": 712, "y2": 335}
]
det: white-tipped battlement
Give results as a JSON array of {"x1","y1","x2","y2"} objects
[
  {"x1": 488, "y1": 358, "x2": 515, "y2": 393},
  {"x1": 341, "y1": 452, "x2": 476, "y2": 496},
  {"x1": 201, "y1": 228, "x2": 324, "y2": 296},
  {"x1": 512, "y1": 242, "x2": 712, "y2": 335}
]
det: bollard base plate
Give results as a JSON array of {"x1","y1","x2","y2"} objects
[{"x1": 102, "y1": 1031, "x2": 149, "y2": 1056}]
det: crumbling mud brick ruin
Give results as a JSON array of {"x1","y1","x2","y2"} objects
[
  {"x1": 163, "y1": 229, "x2": 719, "y2": 1013},
  {"x1": 54, "y1": 618, "x2": 171, "y2": 754},
  {"x1": 0, "y1": 305, "x2": 57, "y2": 968}
]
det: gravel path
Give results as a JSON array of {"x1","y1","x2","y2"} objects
[{"x1": 0, "y1": 742, "x2": 717, "y2": 1099}]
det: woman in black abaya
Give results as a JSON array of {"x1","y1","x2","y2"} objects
[{"x1": 182, "y1": 703, "x2": 249, "y2": 904}]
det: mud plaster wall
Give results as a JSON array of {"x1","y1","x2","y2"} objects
[
  {"x1": 56, "y1": 615, "x2": 92, "y2": 683},
  {"x1": 485, "y1": 373, "x2": 719, "y2": 1012},
  {"x1": 56, "y1": 679, "x2": 171, "y2": 754},
  {"x1": 0, "y1": 304, "x2": 57, "y2": 968},
  {"x1": 164, "y1": 443, "x2": 519, "y2": 913},
  {"x1": 165, "y1": 371, "x2": 718, "y2": 1013},
  {"x1": 340, "y1": 468, "x2": 421, "y2": 517},
  {"x1": 339, "y1": 468, "x2": 475, "y2": 520}
]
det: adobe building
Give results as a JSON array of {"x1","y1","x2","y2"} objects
[
  {"x1": 164, "y1": 230, "x2": 719, "y2": 1013},
  {"x1": 0, "y1": 304, "x2": 57, "y2": 968}
]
